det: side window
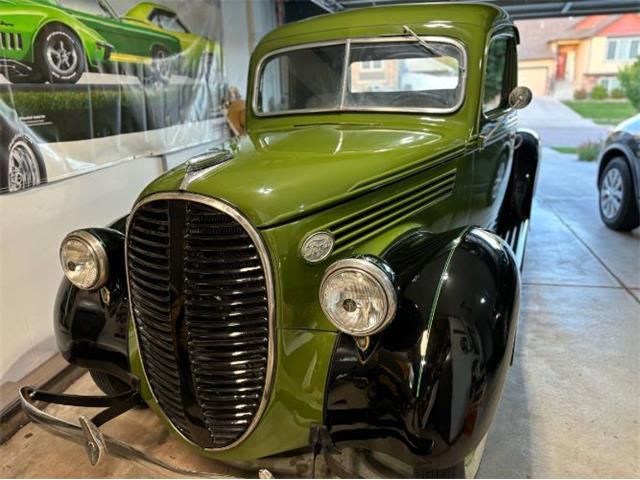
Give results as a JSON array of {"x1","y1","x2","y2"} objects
[{"x1": 483, "y1": 36, "x2": 515, "y2": 114}]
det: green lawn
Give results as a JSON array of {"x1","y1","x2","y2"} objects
[
  {"x1": 553, "y1": 147, "x2": 577, "y2": 154},
  {"x1": 563, "y1": 100, "x2": 638, "y2": 125}
]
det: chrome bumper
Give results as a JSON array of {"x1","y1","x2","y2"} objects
[{"x1": 19, "y1": 386, "x2": 265, "y2": 478}]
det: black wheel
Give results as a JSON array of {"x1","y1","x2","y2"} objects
[
  {"x1": 599, "y1": 157, "x2": 640, "y2": 231},
  {"x1": 89, "y1": 370, "x2": 131, "y2": 396},
  {"x1": 36, "y1": 25, "x2": 85, "y2": 84},
  {"x1": 416, "y1": 434, "x2": 488, "y2": 479},
  {"x1": 143, "y1": 46, "x2": 171, "y2": 86},
  {"x1": 0, "y1": 133, "x2": 46, "y2": 192},
  {"x1": 6, "y1": 68, "x2": 45, "y2": 84}
]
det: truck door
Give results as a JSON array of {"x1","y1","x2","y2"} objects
[{"x1": 469, "y1": 33, "x2": 518, "y2": 230}]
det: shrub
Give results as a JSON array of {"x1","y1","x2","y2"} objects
[
  {"x1": 574, "y1": 89, "x2": 588, "y2": 100},
  {"x1": 590, "y1": 85, "x2": 609, "y2": 100},
  {"x1": 618, "y1": 59, "x2": 640, "y2": 110},
  {"x1": 610, "y1": 88, "x2": 625, "y2": 99},
  {"x1": 577, "y1": 141, "x2": 602, "y2": 162}
]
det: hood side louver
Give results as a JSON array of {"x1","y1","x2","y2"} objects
[
  {"x1": 0, "y1": 32, "x2": 23, "y2": 51},
  {"x1": 327, "y1": 169, "x2": 457, "y2": 251}
]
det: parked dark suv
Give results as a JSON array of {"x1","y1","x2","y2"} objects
[{"x1": 597, "y1": 114, "x2": 640, "y2": 231}]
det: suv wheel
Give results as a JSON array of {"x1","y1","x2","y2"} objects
[
  {"x1": 599, "y1": 157, "x2": 639, "y2": 231},
  {"x1": 36, "y1": 25, "x2": 85, "y2": 84}
]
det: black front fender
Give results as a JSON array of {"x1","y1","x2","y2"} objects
[
  {"x1": 323, "y1": 227, "x2": 520, "y2": 471},
  {"x1": 55, "y1": 217, "x2": 130, "y2": 376}
]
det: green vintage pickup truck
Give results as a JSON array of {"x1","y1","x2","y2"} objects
[{"x1": 22, "y1": 3, "x2": 539, "y2": 478}]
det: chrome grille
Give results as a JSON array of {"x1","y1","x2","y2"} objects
[{"x1": 126, "y1": 195, "x2": 273, "y2": 449}]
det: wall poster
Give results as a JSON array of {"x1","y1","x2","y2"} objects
[{"x1": 0, "y1": 0, "x2": 226, "y2": 193}]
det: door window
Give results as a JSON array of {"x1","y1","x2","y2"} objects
[
  {"x1": 483, "y1": 36, "x2": 514, "y2": 114},
  {"x1": 149, "y1": 10, "x2": 189, "y2": 34}
]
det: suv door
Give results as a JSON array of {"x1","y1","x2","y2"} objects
[{"x1": 469, "y1": 32, "x2": 518, "y2": 229}]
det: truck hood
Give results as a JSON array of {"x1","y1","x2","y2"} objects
[{"x1": 142, "y1": 124, "x2": 466, "y2": 228}]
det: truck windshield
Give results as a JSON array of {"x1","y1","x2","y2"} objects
[{"x1": 255, "y1": 37, "x2": 465, "y2": 116}]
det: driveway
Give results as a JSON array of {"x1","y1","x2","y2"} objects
[
  {"x1": 479, "y1": 148, "x2": 640, "y2": 477},
  {"x1": 519, "y1": 96, "x2": 610, "y2": 148}
]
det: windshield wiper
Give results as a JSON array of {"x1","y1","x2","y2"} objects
[
  {"x1": 403, "y1": 25, "x2": 466, "y2": 74},
  {"x1": 402, "y1": 25, "x2": 440, "y2": 56}
]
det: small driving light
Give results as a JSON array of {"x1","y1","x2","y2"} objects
[
  {"x1": 319, "y1": 257, "x2": 396, "y2": 336},
  {"x1": 59, "y1": 230, "x2": 109, "y2": 290}
]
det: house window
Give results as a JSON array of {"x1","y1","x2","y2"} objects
[
  {"x1": 606, "y1": 37, "x2": 640, "y2": 61},
  {"x1": 361, "y1": 60, "x2": 383, "y2": 70},
  {"x1": 599, "y1": 77, "x2": 621, "y2": 92}
]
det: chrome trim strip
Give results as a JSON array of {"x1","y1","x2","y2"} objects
[
  {"x1": 252, "y1": 35, "x2": 468, "y2": 117},
  {"x1": 125, "y1": 192, "x2": 277, "y2": 452}
]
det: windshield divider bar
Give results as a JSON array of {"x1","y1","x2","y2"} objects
[{"x1": 339, "y1": 39, "x2": 351, "y2": 110}]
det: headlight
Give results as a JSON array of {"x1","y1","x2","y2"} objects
[
  {"x1": 59, "y1": 230, "x2": 109, "y2": 290},
  {"x1": 319, "y1": 257, "x2": 396, "y2": 336}
]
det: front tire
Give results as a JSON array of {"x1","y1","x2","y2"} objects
[
  {"x1": 89, "y1": 370, "x2": 131, "y2": 396},
  {"x1": 416, "y1": 434, "x2": 488, "y2": 479},
  {"x1": 36, "y1": 25, "x2": 85, "y2": 84},
  {"x1": 143, "y1": 46, "x2": 171, "y2": 86},
  {"x1": 599, "y1": 157, "x2": 639, "y2": 231}
]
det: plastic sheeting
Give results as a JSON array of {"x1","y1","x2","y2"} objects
[{"x1": 0, "y1": 0, "x2": 226, "y2": 193}]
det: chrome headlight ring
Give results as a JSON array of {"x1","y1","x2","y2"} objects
[
  {"x1": 59, "y1": 230, "x2": 109, "y2": 290},
  {"x1": 319, "y1": 256, "x2": 397, "y2": 337}
]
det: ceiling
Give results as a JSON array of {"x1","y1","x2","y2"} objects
[{"x1": 309, "y1": 0, "x2": 640, "y2": 19}]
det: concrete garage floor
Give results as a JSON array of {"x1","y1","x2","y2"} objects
[{"x1": 1, "y1": 148, "x2": 639, "y2": 478}]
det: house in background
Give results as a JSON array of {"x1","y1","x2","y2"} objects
[{"x1": 517, "y1": 14, "x2": 640, "y2": 99}]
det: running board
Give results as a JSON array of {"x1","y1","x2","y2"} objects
[{"x1": 501, "y1": 219, "x2": 530, "y2": 271}]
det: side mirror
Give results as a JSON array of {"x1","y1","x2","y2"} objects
[
  {"x1": 509, "y1": 86, "x2": 533, "y2": 110},
  {"x1": 479, "y1": 86, "x2": 533, "y2": 147}
]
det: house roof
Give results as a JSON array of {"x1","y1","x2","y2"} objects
[
  {"x1": 554, "y1": 15, "x2": 620, "y2": 40},
  {"x1": 516, "y1": 13, "x2": 640, "y2": 61},
  {"x1": 598, "y1": 13, "x2": 640, "y2": 37},
  {"x1": 515, "y1": 17, "x2": 577, "y2": 60}
]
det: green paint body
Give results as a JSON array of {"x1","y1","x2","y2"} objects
[{"x1": 128, "y1": 3, "x2": 520, "y2": 460}]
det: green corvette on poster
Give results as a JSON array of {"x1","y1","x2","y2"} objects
[{"x1": 0, "y1": 0, "x2": 219, "y2": 84}]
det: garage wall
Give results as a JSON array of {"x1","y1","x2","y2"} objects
[
  {"x1": 221, "y1": 0, "x2": 278, "y2": 98},
  {"x1": 0, "y1": 1, "x2": 278, "y2": 387},
  {"x1": 0, "y1": 158, "x2": 164, "y2": 384}
]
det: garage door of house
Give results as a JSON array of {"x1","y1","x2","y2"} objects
[{"x1": 519, "y1": 66, "x2": 549, "y2": 96}]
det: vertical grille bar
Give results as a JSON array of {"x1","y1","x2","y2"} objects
[
  {"x1": 126, "y1": 194, "x2": 273, "y2": 449},
  {"x1": 127, "y1": 200, "x2": 192, "y2": 437}
]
